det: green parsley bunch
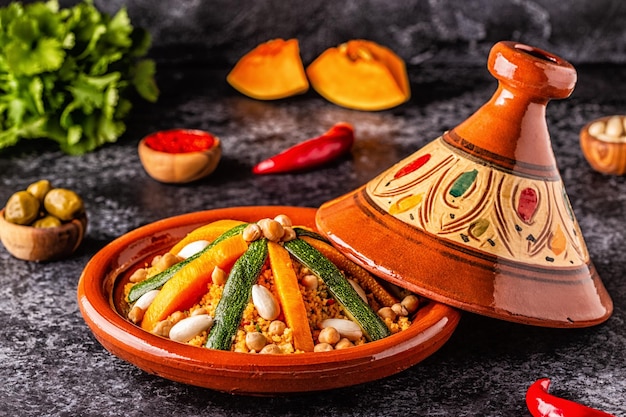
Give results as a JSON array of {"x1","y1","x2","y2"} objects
[{"x1": 0, "y1": 0, "x2": 159, "y2": 154}]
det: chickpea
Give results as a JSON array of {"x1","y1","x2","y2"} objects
[
  {"x1": 169, "y1": 311, "x2": 186, "y2": 325},
  {"x1": 259, "y1": 344, "x2": 282, "y2": 354},
  {"x1": 243, "y1": 223, "x2": 262, "y2": 242},
  {"x1": 378, "y1": 306, "x2": 397, "y2": 321},
  {"x1": 273, "y1": 214, "x2": 292, "y2": 227},
  {"x1": 127, "y1": 306, "x2": 145, "y2": 324},
  {"x1": 152, "y1": 319, "x2": 174, "y2": 337},
  {"x1": 401, "y1": 295, "x2": 420, "y2": 314},
  {"x1": 245, "y1": 332, "x2": 267, "y2": 352},
  {"x1": 129, "y1": 268, "x2": 148, "y2": 283},
  {"x1": 391, "y1": 302, "x2": 409, "y2": 317},
  {"x1": 301, "y1": 274, "x2": 318, "y2": 290},
  {"x1": 153, "y1": 252, "x2": 180, "y2": 272},
  {"x1": 318, "y1": 327, "x2": 340, "y2": 345},
  {"x1": 269, "y1": 320, "x2": 286, "y2": 336},
  {"x1": 314, "y1": 343, "x2": 334, "y2": 352},
  {"x1": 257, "y1": 218, "x2": 284, "y2": 242},
  {"x1": 191, "y1": 307, "x2": 208, "y2": 316},
  {"x1": 282, "y1": 226, "x2": 297, "y2": 242},
  {"x1": 211, "y1": 266, "x2": 227, "y2": 286},
  {"x1": 334, "y1": 338, "x2": 354, "y2": 350}
]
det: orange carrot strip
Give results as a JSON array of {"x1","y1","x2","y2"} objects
[
  {"x1": 168, "y1": 219, "x2": 245, "y2": 256},
  {"x1": 300, "y1": 236, "x2": 398, "y2": 307},
  {"x1": 142, "y1": 234, "x2": 249, "y2": 332},
  {"x1": 267, "y1": 241, "x2": 315, "y2": 352}
]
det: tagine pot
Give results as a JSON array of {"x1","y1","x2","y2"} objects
[{"x1": 317, "y1": 41, "x2": 613, "y2": 328}]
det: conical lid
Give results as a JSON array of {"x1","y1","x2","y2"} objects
[{"x1": 316, "y1": 41, "x2": 613, "y2": 328}]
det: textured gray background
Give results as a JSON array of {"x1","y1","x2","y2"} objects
[
  {"x1": 5, "y1": 0, "x2": 626, "y2": 66},
  {"x1": 2, "y1": 1, "x2": 626, "y2": 416}
]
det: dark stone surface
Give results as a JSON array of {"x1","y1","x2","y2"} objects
[
  {"x1": 1, "y1": 56, "x2": 626, "y2": 415},
  {"x1": 60, "y1": 0, "x2": 626, "y2": 66},
  {"x1": 3, "y1": 0, "x2": 626, "y2": 66}
]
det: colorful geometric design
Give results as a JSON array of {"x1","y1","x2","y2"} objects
[{"x1": 367, "y1": 137, "x2": 589, "y2": 267}]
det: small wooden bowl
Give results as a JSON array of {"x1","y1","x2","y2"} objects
[
  {"x1": 77, "y1": 206, "x2": 461, "y2": 395},
  {"x1": 580, "y1": 115, "x2": 626, "y2": 175},
  {"x1": 138, "y1": 129, "x2": 222, "y2": 184},
  {"x1": 0, "y1": 208, "x2": 87, "y2": 262}
]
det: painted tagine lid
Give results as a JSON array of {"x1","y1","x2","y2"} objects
[{"x1": 316, "y1": 41, "x2": 613, "y2": 328}]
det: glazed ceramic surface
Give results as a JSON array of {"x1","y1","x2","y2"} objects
[
  {"x1": 317, "y1": 42, "x2": 613, "y2": 328},
  {"x1": 77, "y1": 206, "x2": 461, "y2": 395},
  {"x1": 580, "y1": 115, "x2": 626, "y2": 175},
  {"x1": 0, "y1": 208, "x2": 87, "y2": 262}
]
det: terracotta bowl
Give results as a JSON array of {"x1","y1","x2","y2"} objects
[
  {"x1": 0, "y1": 208, "x2": 87, "y2": 262},
  {"x1": 77, "y1": 206, "x2": 461, "y2": 395},
  {"x1": 580, "y1": 115, "x2": 626, "y2": 175},
  {"x1": 138, "y1": 129, "x2": 222, "y2": 184}
]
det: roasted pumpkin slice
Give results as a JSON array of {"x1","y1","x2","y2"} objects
[
  {"x1": 306, "y1": 39, "x2": 410, "y2": 111},
  {"x1": 227, "y1": 38, "x2": 309, "y2": 100}
]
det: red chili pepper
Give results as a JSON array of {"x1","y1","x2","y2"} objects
[
  {"x1": 252, "y1": 122, "x2": 355, "y2": 174},
  {"x1": 526, "y1": 378, "x2": 616, "y2": 417}
]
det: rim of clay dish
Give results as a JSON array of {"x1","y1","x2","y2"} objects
[{"x1": 77, "y1": 206, "x2": 461, "y2": 395}]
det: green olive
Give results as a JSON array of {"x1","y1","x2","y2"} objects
[
  {"x1": 32, "y1": 215, "x2": 62, "y2": 228},
  {"x1": 43, "y1": 188, "x2": 84, "y2": 221},
  {"x1": 4, "y1": 191, "x2": 41, "y2": 225},
  {"x1": 27, "y1": 180, "x2": 53, "y2": 202}
]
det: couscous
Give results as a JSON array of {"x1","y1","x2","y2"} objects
[{"x1": 123, "y1": 214, "x2": 420, "y2": 354}]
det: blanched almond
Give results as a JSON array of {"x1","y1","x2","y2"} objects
[
  {"x1": 176, "y1": 240, "x2": 209, "y2": 259},
  {"x1": 252, "y1": 284, "x2": 280, "y2": 320},
  {"x1": 169, "y1": 314, "x2": 214, "y2": 343}
]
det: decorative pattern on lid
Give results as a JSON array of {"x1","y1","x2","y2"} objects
[{"x1": 366, "y1": 137, "x2": 589, "y2": 268}]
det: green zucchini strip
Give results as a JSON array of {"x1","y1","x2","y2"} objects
[
  {"x1": 284, "y1": 238, "x2": 391, "y2": 341},
  {"x1": 205, "y1": 238, "x2": 269, "y2": 350},
  {"x1": 127, "y1": 223, "x2": 248, "y2": 303},
  {"x1": 293, "y1": 227, "x2": 329, "y2": 242}
]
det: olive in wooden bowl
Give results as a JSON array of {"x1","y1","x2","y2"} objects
[
  {"x1": 138, "y1": 129, "x2": 222, "y2": 184},
  {"x1": 0, "y1": 181, "x2": 87, "y2": 262}
]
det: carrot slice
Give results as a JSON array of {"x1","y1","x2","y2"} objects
[
  {"x1": 268, "y1": 241, "x2": 315, "y2": 352},
  {"x1": 141, "y1": 234, "x2": 249, "y2": 332},
  {"x1": 300, "y1": 236, "x2": 398, "y2": 307},
  {"x1": 169, "y1": 219, "x2": 245, "y2": 256}
]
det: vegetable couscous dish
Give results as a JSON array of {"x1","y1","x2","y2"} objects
[{"x1": 122, "y1": 214, "x2": 421, "y2": 354}]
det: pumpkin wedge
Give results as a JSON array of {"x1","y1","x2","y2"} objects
[
  {"x1": 227, "y1": 38, "x2": 309, "y2": 100},
  {"x1": 141, "y1": 234, "x2": 249, "y2": 332},
  {"x1": 306, "y1": 39, "x2": 410, "y2": 111},
  {"x1": 169, "y1": 219, "x2": 246, "y2": 256}
]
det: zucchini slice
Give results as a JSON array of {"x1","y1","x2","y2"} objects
[
  {"x1": 205, "y1": 238, "x2": 269, "y2": 350},
  {"x1": 293, "y1": 227, "x2": 329, "y2": 242},
  {"x1": 283, "y1": 238, "x2": 391, "y2": 341}
]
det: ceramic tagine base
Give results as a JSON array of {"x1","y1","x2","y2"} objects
[{"x1": 317, "y1": 41, "x2": 613, "y2": 328}]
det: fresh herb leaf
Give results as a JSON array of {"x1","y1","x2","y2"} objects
[{"x1": 0, "y1": 0, "x2": 159, "y2": 154}]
